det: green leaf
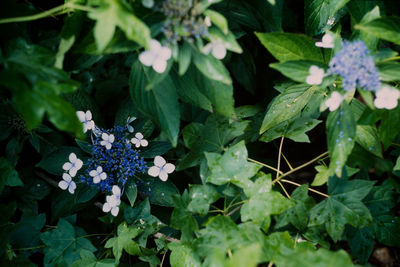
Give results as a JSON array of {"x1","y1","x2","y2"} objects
[
  {"x1": 170, "y1": 191, "x2": 198, "y2": 242},
  {"x1": 146, "y1": 178, "x2": 180, "y2": 207},
  {"x1": 36, "y1": 146, "x2": 85, "y2": 176},
  {"x1": 9, "y1": 213, "x2": 46, "y2": 250},
  {"x1": 241, "y1": 174, "x2": 292, "y2": 224},
  {"x1": 255, "y1": 32, "x2": 324, "y2": 62},
  {"x1": 377, "y1": 62, "x2": 400, "y2": 82},
  {"x1": 178, "y1": 114, "x2": 249, "y2": 170},
  {"x1": 379, "y1": 105, "x2": 400, "y2": 149},
  {"x1": 260, "y1": 116, "x2": 321, "y2": 143},
  {"x1": 104, "y1": 222, "x2": 142, "y2": 263},
  {"x1": 129, "y1": 61, "x2": 180, "y2": 146},
  {"x1": 346, "y1": 226, "x2": 374, "y2": 264},
  {"x1": 192, "y1": 48, "x2": 232, "y2": 85},
  {"x1": 260, "y1": 84, "x2": 317, "y2": 134},
  {"x1": 88, "y1": 0, "x2": 151, "y2": 51},
  {"x1": 169, "y1": 242, "x2": 201, "y2": 267},
  {"x1": 178, "y1": 41, "x2": 192, "y2": 75},
  {"x1": 309, "y1": 175, "x2": 374, "y2": 242},
  {"x1": 270, "y1": 60, "x2": 327, "y2": 83},
  {"x1": 205, "y1": 141, "x2": 261, "y2": 187},
  {"x1": 394, "y1": 156, "x2": 400, "y2": 171},
  {"x1": 40, "y1": 219, "x2": 96, "y2": 267},
  {"x1": 326, "y1": 103, "x2": 356, "y2": 177},
  {"x1": 71, "y1": 250, "x2": 115, "y2": 267},
  {"x1": 304, "y1": 0, "x2": 350, "y2": 36},
  {"x1": 0, "y1": 157, "x2": 23, "y2": 193},
  {"x1": 355, "y1": 17, "x2": 400, "y2": 45},
  {"x1": 311, "y1": 165, "x2": 359, "y2": 186},
  {"x1": 125, "y1": 184, "x2": 137, "y2": 207},
  {"x1": 187, "y1": 184, "x2": 220, "y2": 216},
  {"x1": 140, "y1": 141, "x2": 172, "y2": 158},
  {"x1": 208, "y1": 28, "x2": 242, "y2": 54},
  {"x1": 355, "y1": 125, "x2": 382, "y2": 157},
  {"x1": 204, "y1": 10, "x2": 228, "y2": 34}
]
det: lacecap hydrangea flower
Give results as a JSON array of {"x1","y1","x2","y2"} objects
[
  {"x1": 328, "y1": 40, "x2": 380, "y2": 91},
  {"x1": 139, "y1": 39, "x2": 171, "y2": 73},
  {"x1": 57, "y1": 110, "x2": 176, "y2": 217},
  {"x1": 374, "y1": 86, "x2": 400, "y2": 110}
]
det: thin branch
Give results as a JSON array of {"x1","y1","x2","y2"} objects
[
  {"x1": 280, "y1": 179, "x2": 329, "y2": 198},
  {"x1": 276, "y1": 136, "x2": 285, "y2": 180},
  {"x1": 277, "y1": 180, "x2": 291, "y2": 199},
  {"x1": 248, "y1": 158, "x2": 283, "y2": 175},
  {"x1": 225, "y1": 205, "x2": 242, "y2": 217}
]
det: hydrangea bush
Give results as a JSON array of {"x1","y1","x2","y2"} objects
[{"x1": 0, "y1": 0, "x2": 400, "y2": 266}]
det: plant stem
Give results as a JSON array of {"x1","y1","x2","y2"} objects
[
  {"x1": 280, "y1": 179, "x2": 329, "y2": 198},
  {"x1": 276, "y1": 136, "x2": 285, "y2": 180},
  {"x1": 382, "y1": 56, "x2": 400, "y2": 62},
  {"x1": 248, "y1": 158, "x2": 283, "y2": 175},
  {"x1": 225, "y1": 205, "x2": 242, "y2": 217},
  {"x1": 13, "y1": 245, "x2": 45, "y2": 251},
  {"x1": 281, "y1": 152, "x2": 293, "y2": 170},
  {"x1": 277, "y1": 180, "x2": 291, "y2": 199},
  {"x1": 272, "y1": 151, "x2": 329, "y2": 184}
]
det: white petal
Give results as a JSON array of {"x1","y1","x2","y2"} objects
[
  {"x1": 205, "y1": 16, "x2": 211, "y2": 27},
  {"x1": 139, "y1": 51, "x2": 155, "y2": 66},
  {"x1": 159, "y1": 169, "x2": 168, "y2": 181},
  {"x1": 112, "y1": 185, "x2": 121, "y2": 196},
  {"x1": 159, "y1": 47, "x2": 172, "y2": 60},
  {"x1": 69, "y1": 153, "x2": 77, "y2": 163},
  {"x1": 103, "y1": 202, "x2": 111, "y2": 212},
  {"x1": 149, "y1": 39, "x2": 162, "y2": 52},
  {"x1": 212, "y1": 44, "x2": 226, "y2": 59},
  {"x1": 131, "y1": 138, "x2": 139, "y2": 144},
  {"x1": 100, "y1": 140, "x2": 107, "y2": 147},
  {"x1": 111, "y1": 206, "x2": 119, "y2": 217},
  {"x1": 102, "y1": 133, "x2": 108, "y2": 140},
  {"x1": 63, "y1": 173, "x2": 72, "y2": 182},
  {"x1": 96, "y1": 166, "x2": 103, "y2": 173},
  {"x1": 203, "y1": 43, "x2": 213, "y2": 54},
  {"x1": 386, "y1": 100, "x2": 397, "y2": 109},
  {"x1": 140, "y1": 139, "x2": 148, "y2": 147},
  {"x1": 106, "y1": 143, "x2": 112, "y2": 150},
  {"x1": 322, "y1": 33, "x2": 333, "y2": 43},
  {"x1": 85, "y1": 110, "x2": 92, "y2": 120},
  {"x1": 154, "y1": 156, "x2": 166, "y2": 167},
  {"x1": 75, "y1": 159, "x2": 83, "y2": 170},
  {"x1": 135, "y1": 142, "x2": 140, "y2": 148},
  {"x1": 152, "y1": 59, "x2": 167, "y2": 73},
  {"x1": 135, "y1": 132, "x2": 144, "y2": 139},
  {"x1": 306, "y1": 74, "x2": 322, "y2": 85},
  {"x1": 83, "y1": 123, "x2": 89, "y2": 133},
  {"x1": 374, "y1": 98, "x2": 385, "y2": 109},
  {"x1": 163, "y1": 163, "x2": 175, "y2": 174},
  {"x1": 76, "y1": 111, "x2": 86, "y2": 122},
  {"x1": 68, "y1": 181, "x2": 76, "y2": 194},
  {"x1": 58, "y1": 180, "x2": 69, "y2": 190},
  {"x1": 93, "y1": 176, "x2": 100, "y2": 184},
  {"x1": 109, "y1": 134, "x2": 115, "y2": 143},
  {"x1": 87, "y1": 120, "x2": 95, "y2": 130},
  {"x1": 100, "y1": 172, "x2": 107, "y2": 180},
  {"x1": 148, "y1": 166, "x2": 160, "y2": 177},
  {"x1": 69, "y1": 167, "x2": 77, "y2": 177},
  {"x1": 62, "y1": 162, "x2": 72, "y2": 171},
  {"x1": 128, "y1": 125, "x2": 134, "y2": 133}
]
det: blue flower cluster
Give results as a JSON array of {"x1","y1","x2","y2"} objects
[
  {"x1": 328, "y1": 40, "x2": 380, "y2": 91},
  {"x1": 80, "y1": 125, "x2": 147, "y2": 192}
]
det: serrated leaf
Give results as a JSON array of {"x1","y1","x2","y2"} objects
[
  {"x1": 187, "y1": 184, "x2": 220, "y2": 216},
  {"x1": 255, "y1": 32, "x2": 324, "y2": 62},
  {"x1": 169, "y1": 242, "x2": 201, "y2": 267},
  {"x1": 170, "y1": 191, "x2": 198, "y2": 242},
  {"x1": 71, "y1": 250, "x2": 115, "y2": 267}
]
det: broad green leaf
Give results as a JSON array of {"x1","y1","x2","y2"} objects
[
  {"x1": 379, "y1": 105, "x2": 400, "y2": 149},
  {"x1": 350, "y1": 5, "x2": 381, "y2": 49},
  {"x1": 145, "y1": 178, "x2": 179, "y2": 207},
  {"x1": 40, "y1": 219, "x2": 96, "y2": 267},
  {"x1": 260, "y1": 84, "x2": 317, "y2": 134},
  {"x1": 0, "y1": 157, "x2": 23, "y2": 193},
  {"x1": 178, "y1": 41, "x2": 192, "y2": 75},
  {"x1": 88, "y1": 0, "x2": 151, "y2": 51},
  {"x1": 377, "y1": 62, "x2": 400, "y2": 81},
  {"x1": 169, "y1": 242, "x2": 201, "y2": 267},
  {"x1": 9, "y1": 213, "x2": 46, "y2": 250},
  {"x1": 355, "y1": 17, "x2": 400, "y2": 45},
  {"x1": 205, "y1": 141, "x2": 261, "y2": 187},
  {"x1": 311, "y1": 165, "x2": 359, "y2": 186},
  {"x1": 125, "y1": 184, "x2": 137, "y2": 207},
  {"x1": 204, "y1": 10, "x2": 228, "y2": 34},
  {"x1": 104, "y1": 222, "x2": 142, "y2": 263},
  {"x1": 346, "y1": 226, "x2": 374, "y2": 264},
  {"x1": 260, "y1": 116, "x2": 321, "y2": 143},
  {"x1": 241, "y1": 174, "x2": 292, "y2": 224},
  {"x1": 304, "y1": 0, "x2": 350, "y2": 36},
  {"x1": 309, "y1": 176, "x2": 374, "y2": 242},
  {"x1": 129, "y1": 61, "x2": 180, "y2": 146},
  {"x1": 187, "y1": 184, "x2": 220, "y2": 216},
  {"x1": 326, "y1": 103, "x2": 356, "y2": 177},
  {"x1": 178, "y1": 114, "x2": 249, "y2": 170},
  {"x1": 192, "y1": 48, "x2": 232, "y2": 84},
  {"x1": 170, "y1": 191, "x2": 198, "y2": 242},
  {"x1": 270, "y1": 60, "x2": 327, "y2": 83},
  {"x1": 374, "y1": 215, "x2": 400, "y2": 246},
  {"x1": 71, "y1": 250, "x2": 115, "y2": 267},
  {"x1": 255, "y1": 32, "x2": 324, "y2": 62},
  {"x1": 356, "y1": 125, "x2": 382, "y2": 157},
  {"x1": 140, "y1": 141, "x2": 172, "y2": 158}
]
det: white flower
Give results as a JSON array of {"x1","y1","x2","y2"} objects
[
  {"x1": 100, "y1": 133, "x2": 115, "y2": 150},
  {"x1": 325, "y1": 91, "x2": 344, "y2": 111},
  {"x1": 203, "y1": 41, "x2": 226, "y2": 60},
  {"x1": 139, "y1": 39, "x2": 171, "y2": 73},
  {"x1": 374, "y1": 86, "x2": 400, "y2": 110},
  {"x1": 62, "y1": 152, "x2": 83, "y2": 177},
  {"x1": 126, "y1": 116, "x2": 136, "y2": 133},
  {"x1": 89, "y1": 166, "x2": 107, "y2": 184},
  {"x1": 76, "y1": 110, "x2": 95, "y2": 133},
  {"x1": 102, "y1": 195, "x2": 121, "y2": 217},
  {"x1": 131, "y1": 132, "x2": 148, "y2": 148},
  {"x1": 315, "y1": 33, "x2": 334, "y2": 48},
  {"x1": 204, "y1": 16, "x2": 211, "y2": 27},
  {"x1": 306, "y1": 66, "x2": 325, "y2": 85},
  {"x1": 148, "y1": 156, "x2": 175, "y2": 182},
  {"x1": 58, "y1": 173, "x2": 76, "y2": 194}
]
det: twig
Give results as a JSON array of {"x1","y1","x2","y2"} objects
[
  {"x1": 225, "y1": 205, "x2": 242, "y2": 217},
  {"x1": 276, "y1": 136, "x2": 285, "y2": 180},
  {"x1": 280, "y1": 179, "x2": 329, "y2": 198},
  {"x1": 35, "y1": 171, "x2": 59, "y2": 188},
  {"x1": 248, "y1": 158, "x2": 283, "y2": 174}
]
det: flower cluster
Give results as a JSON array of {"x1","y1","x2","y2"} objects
[
  {"x1": 57, "y1": 110, "x2": 176, "y2": 216},
  {"x1": 327, "y1": 40, "x2": 380, "y2": 92}
]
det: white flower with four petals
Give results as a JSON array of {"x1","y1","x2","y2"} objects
[
  {"x1": 100, "y1": 133, "x2": 115, "y2": 150},
  {"x1": 131, "y1": 132, "x2": 148, "y2": 148},
  {"x1": 89, "y1": 166, "x2": 107, "y2": 184},
  {"x1": 203, "y1": 41, "x2": 226, "y2": 59},
  {"x1": 102, "y1": 185, "x2": 122, "y2": 217},
  {"x1": 139, "y1": 39, "x2": 171, "y2": 73},
  {"x1": 62, "y1": 152, "x2": 83, "y2": 177},
  {"x1": 325, "y1": 91, "x2": 344, "y2": 111},
  {"x1": 315, "y1": 33, "x2": 334, "y2": 48},
  {"x1": 76, "y1": 110, "x2": 95, "y2": 133},
  {"x1": 148, "y1": 156, "x2": 175, "y2": 182},
  {"x1": 58, "y1": 173, "x2": 77, "y2": 194},
  {"x1": 306, "y1": 66, "x2": 325, "y2": 85},
  {"x1": 374, "y1": 86, "x2": 400, "y2": 110}
]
